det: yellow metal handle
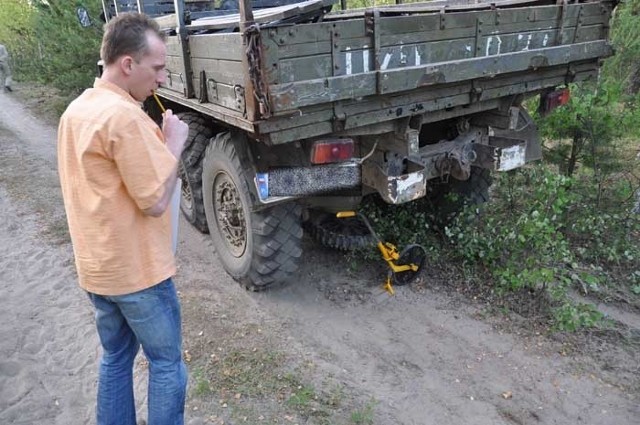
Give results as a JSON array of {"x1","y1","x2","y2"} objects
[{"x1": 336, "y1": 211, "x2": 356, "y2": 218}]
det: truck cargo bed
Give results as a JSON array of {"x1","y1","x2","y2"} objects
[{"x1": 154, "y1": 0, "x2": 614, "y2": 144}]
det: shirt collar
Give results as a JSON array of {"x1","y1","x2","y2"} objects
[{"x1": 94, "y1": 78, "x2": 141, "y2": 107}]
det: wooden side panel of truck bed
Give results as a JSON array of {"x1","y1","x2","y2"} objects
[{"x1": 158, "y1": 0, "x2": 615, "y2": 144}]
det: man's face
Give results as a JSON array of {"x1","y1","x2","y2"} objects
[{"x1": 129, "y1": 31, "x2": 167, "y2": 102}]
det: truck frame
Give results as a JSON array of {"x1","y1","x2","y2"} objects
[{"x1": 101, "y1": 0, "x2": 617, "y2": 290}]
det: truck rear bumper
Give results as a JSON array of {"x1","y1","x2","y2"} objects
[{"x1": 255, "y1": 135, "x2": 528, "y2": 205}]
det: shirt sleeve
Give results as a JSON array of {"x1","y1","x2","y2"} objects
[{"x1": 111, "y1": 110, "x2": 178, "y2": 211}]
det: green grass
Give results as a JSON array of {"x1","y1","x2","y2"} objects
[{"x1": 350, "y1": 399, "x2": 376, "y2": 424}]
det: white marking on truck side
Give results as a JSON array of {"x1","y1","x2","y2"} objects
[
  {"x1": 381, "y1": 53, "x2": 392, "y2": 70},
  {"x1": 486, "y1": 35, "x2": 502, "y2": 56},
  {"x1": 400, "y1": 46, "x2": 407, "y2": 65},
  {"x1": 363, "y1": 47, "x2": 370, "y2": 72},
  {"x1": 543, "y1": 34, "x2": 549, "y2": 46},
  {"x1": 466, "y1": 44, "x2": 472, "y2": 53},
  {"x1": 518, "y1": 34, "x2": 533, "y2": 51},
  {"x1": 345, "y1": 46, "x2": 352, "y2": 75}
]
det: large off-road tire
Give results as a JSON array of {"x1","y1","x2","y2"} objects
[
  {"x1": 427, "y1": 166, "x2": 493, "y2": 224},
  {"x1": 177, "y1": 112, "x2": 213, "y2": 233},
  {"x1": 202, "y1": 132, "x2": 303, "y2": 291},
  {"x1": 448, "y1": 166, "x2": 492, "y2": 205},
  {"x1": 305, "y1": 210, "x2": 376, "y2": 251}
]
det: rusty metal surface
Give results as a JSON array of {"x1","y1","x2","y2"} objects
[
  {"x1": 245, "y1": 25, "x2": 272, "y2": 119},
  {"x1": 362, "y1": 159, "x2": 428, "y2": 205}
]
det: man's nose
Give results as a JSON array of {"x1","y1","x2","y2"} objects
[{"x1": 157, "y1": 69, "x2": 167, "y2": 85}]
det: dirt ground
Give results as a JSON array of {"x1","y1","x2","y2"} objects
[{"x1": 0, "y1": 84, "x2": 638, "y2": 425}]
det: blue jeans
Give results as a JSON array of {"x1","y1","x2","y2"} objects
[{"x1": 87, "y1": 278, "x2": 187, "y2": 425}]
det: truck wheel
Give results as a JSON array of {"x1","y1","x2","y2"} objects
[
  {"x1": 177, "y1": 112, "x2": 213, "y2": 233},
  {"x1": 429, "y1": 166, "x2": 493, "y2": 223},
  {"x1": 306, "y1": 210, "x2": 376, "y2": 251},
  {"x1": 449, "y1": 166, "x2": 492, "y2": 205},
  {"x1": 202, "y1": 132, "x2": 303, "y2": 291}
]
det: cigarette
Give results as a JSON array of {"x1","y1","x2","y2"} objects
[{"x1": 152, "y1": 91, "x2": 166, "y2": 113}]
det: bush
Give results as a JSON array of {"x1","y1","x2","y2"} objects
[{"x1": 0, "y1": 0, "x2": 103, "y2": 94}]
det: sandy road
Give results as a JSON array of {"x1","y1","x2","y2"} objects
[{"x1": 0, "y1": 89, "x2": 637, "y2": 424}]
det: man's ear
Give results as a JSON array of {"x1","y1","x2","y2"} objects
[{"x1": 120, "y1": 56, "x2": 134, "y2": 76}]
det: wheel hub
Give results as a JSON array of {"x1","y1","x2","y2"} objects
[
  {"x1": 179, "y1": 164, "x2": 193, "y2": 211},
  {"x1": 213, "y1": 172, "x2": 247, "y2": 257}
]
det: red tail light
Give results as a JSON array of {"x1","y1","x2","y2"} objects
[
  {"x1": 541, "y1": 88, "x2": 571, "y2": 115},
  {"x1": 310, "y1": 139, "x2": 354, "y2": 164}
]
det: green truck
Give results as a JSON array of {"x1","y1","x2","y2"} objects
[{"x1": 99, "y1": 0, "x2": 617, "y2": 290}]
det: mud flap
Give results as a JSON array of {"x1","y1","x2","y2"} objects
[
  {"x1": 473, "y1": 136, "x2": 527, "y2": 172},
  {"x1": 361, "y1": 159, "x2": 428, "y2": 204}
]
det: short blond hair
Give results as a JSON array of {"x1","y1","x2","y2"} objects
[{"x1": 100, "y1": 13, "x2": 164, "y2": 65}]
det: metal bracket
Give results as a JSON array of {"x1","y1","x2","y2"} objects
[
  {"x1": 470, "y1": 81, "x2": 483, "y2": 103},
  {"x1": 556, "y1": 0, "x2": 569, "y2": 46},
  {"x1": 173, "y1": 0, "x2": 194, "y2": 98},
  {"x1": 572, "y1": 5, "x2": 584, "y2": 44},
  {"x1": 365, "y1": 9, "x2": 382, "y2": 93},
  {"x1": 474, "y1": 17, "x2": 484, "y2": 57},
  {"x1": 198, "y1": 70, "x2": 208, "y2": 103},
  {"x1": 207, "y1": 78, "x2": 218, "y2": 101},
  {"x1": 234, "y1": 85, "x2": 246, "y2": 113}
]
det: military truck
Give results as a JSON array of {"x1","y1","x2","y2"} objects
[{"x1": 98, "y1": 0, "x2": 617, "y2": 290}]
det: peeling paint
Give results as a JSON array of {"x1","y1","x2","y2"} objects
[
  {"x1": 390, "y1": 172, "x2": 426, "y2": 203},
  {"x1": 345, "y1": 46, "x2": 352, "y2": 75},
  {"x1": 498, "y1": 144, "x2": 526, "y2": 171}
]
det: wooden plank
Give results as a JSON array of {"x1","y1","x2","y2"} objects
[
  {"x1": 269, "y1": 39, "x2": 611, "y2": 111},
  {"x1": 165, "y1": 35, "x2": 182, "y2": 55},
  {"x1": 378, "y1": 40, "x2": 612, "y2": 94},
  {"x1": 338, "y1": 60, "x2": 595, "y2": 118},
  {"x1": 261, "y1": 18, "x2": 363, "y2": 47},
  {"x1": 190, "y1": 57, "x2": 245, "y2": 86},
  {"x1": 276, "y1": 40, "x2": 333, "y2": 60},
  {"x1": 263, "y1": 64, "x2": 599, "y2": 144},
  {"x1": 377, "y1": 11, "x2": 475, "y2": 35},
  {"x1": 271, "y1": 72, "x2": 376, "y2": 111},
  {"x1": 278, "y1": 54, "x2": 334, "y2": 82},
  {"x1": 189, "y1": 33, "x2": 243, "y2": 61},
  {"x1": 325, "y1": 0, "x2": 573, "y2": 20},
  {"x1": 156, "y1": 88, "x2": 255, "y2": 132},
  {"x1": 341, "y1": 64, "x2": 599, "y2": 130},
  {"x1": 195, "y1": 81, "x2": 246, "y2": 112},
  {"x1": 258, "y1": 108, "x2": 334, "y2": 133},
  {"x1": 268, "y1": 121, "x2": 334, "y2": 145},
  {"x1": 338, "y1": 82, "x2": 473, "y2": 117},
  {"x1": 185, "y1": 0, "x2": 336, "y2": 31},
  {"x1": 269, "y1": 2, "x2": 607, "y2": 84}
]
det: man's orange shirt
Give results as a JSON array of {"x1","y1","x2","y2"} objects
[{"x1": 58, "y1": 79, "x2": 177, "y2": 296}]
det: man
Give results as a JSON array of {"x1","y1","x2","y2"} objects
[
  {"x1": 0, "y1": 43, "x2": 12, "y2": 92},
  {"x1": 57, "y1": 13, "x2": 189, "y2": 425}
]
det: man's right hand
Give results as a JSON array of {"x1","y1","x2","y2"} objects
[
  {"x1": 162, "y1": 109, "x2": 189, "y2": 159},
  {"x1": 143, "y1": 110, "x2": 190, "y2": 217}
]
